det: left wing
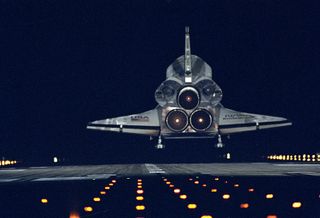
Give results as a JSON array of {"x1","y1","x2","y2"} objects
[
  {"x1": 218, "y1": 106, "x2": 292, "y2": 135},
  {"x1": 87, "y1": 108, "x2": 160, "y2": 136}
]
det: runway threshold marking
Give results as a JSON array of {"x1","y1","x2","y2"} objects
[{"x1": 144, "y1": 164, "x2": 165, "y2": 174}]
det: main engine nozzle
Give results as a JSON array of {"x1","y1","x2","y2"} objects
[
  {"x1": 165, "y1": 109, "x2": 189, "y2": 132},
  {"x1": 190, "y1": 109, "x2": 213, "y2": 131},
  {"x1": 178, "y1": 87, "x2": 199, "y2": 110}
]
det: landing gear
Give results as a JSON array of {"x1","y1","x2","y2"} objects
[
  {"x1": 155, "y1": 135, "x2": 165, "y2": 149},
  {"x1": 215, "y1": 134, "x2": 224, "y2": 148}
]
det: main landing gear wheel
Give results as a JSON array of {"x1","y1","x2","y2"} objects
[
  {"x1": 215, "y1": 134, "x2": 225, "y2": 148},
  {"x1": 155, "y1": 135, "x2": 165, "y2": 149}
]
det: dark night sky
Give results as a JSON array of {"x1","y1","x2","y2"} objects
[{"x1": 0, "y1": 0, "x2": 319, "y2": 164}]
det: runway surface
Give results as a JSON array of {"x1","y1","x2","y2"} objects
[
  {"x1": 0, "y1": 162, "x2": 320, "y2": 217},
  {"x1": 0, "y1": 162, "x2": 319, "y2": 182}
]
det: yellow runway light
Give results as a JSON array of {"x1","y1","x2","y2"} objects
[
  {"x1": 174, "y1": 188, "x2": 181, "y2": 194},
  {"x1": 136, "y1": 205, "x2": 145, "y2": 211},
  {"x1": 179, "y1": 194, "x2": 187, "y2": 200},
  {"x1": 109, "y1": 183, "x2": 114, "y2": 186},
  {"x1": 166, "y1": 181, "x2": 171, "y2": 185},
  {"x1": 214, "y1": 177, "x2": 219, "y2": 181},
  {"x1": 137, "y1": 185, "x2": 142, "y2": 189},
  {"x1": 292, "y1": 202, "x2": 302, "y2": 208},
  {"x1": 211, "y1": 189, "x2": 218, "y2": 193},
  {"x1": 84, "y1": 206, "x2": 93, "y2": 212},
  {"x1": 136, "y1": 196, "x2": 144, "y2": 201},
  {"x1": 93, "y1": 197, "x2": 101, "y2": 202},
  {"x1": 137, "y1": 189, "x2": 144, "y2": 194},
  {"x1": 187, "y1": 203, "x2": 197, "y2": 209},
  {"x1": 100, "y1": 191, "x2": 106, "y2": 195},
  {"x1": 240, "y1": 203, "x2": 249, "y2": 209},
  {"x1": 137, "y1": 179, "x2": 142, "y2": 182},
  {"x1": 201, "y1": 216, "x2": 213, "y2": 218},
  {"x1": 222, "y1": 194, "x2": 230, "y2": 200},
  {"x1": 69, "y1": 212, "x2": 80, "y2": 218},
  {"x1": 40, "y1": 198, "x2": 48, "y2": 204},
  {"x1": 266, "y1": 194, "x2": 274, "y2": 199},
  {"x1": 104, "y1": 186, "x2": 110, "y2": 190}
]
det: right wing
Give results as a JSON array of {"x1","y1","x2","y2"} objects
[{"x1": 218, "y1": 107, "x2": 292, "y2": 135}]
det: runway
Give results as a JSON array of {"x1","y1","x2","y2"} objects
[
  {"x1": 0, "y1": 162, "x2": 320, "y2": 182},
  {"x1": 1, "y1": 162, "x2": 320, "y2": 217}
]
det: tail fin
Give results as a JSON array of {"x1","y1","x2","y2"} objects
[{"x1": 184, "y1": 26, "x2": 192, "y2": 83}]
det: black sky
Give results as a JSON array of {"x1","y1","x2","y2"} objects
[{"x1": 0, "y1": 0, "x2": 319, "y2": 164}]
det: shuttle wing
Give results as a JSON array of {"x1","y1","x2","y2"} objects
[
  {"x1": 218, "y1": 107, "x2": 292, "y2": 135},
  {"x1": 87, "y1": 109, "x2": 160, "y2": 136}
]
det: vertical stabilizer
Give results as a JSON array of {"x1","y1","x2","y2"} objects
[{"x1": 184, "y1": 26, "x2": 192, "y2": 83}]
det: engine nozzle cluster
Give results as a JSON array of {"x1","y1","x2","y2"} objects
[{"x1": 166, "y1": 108, "x2": 213, "y2": 132}]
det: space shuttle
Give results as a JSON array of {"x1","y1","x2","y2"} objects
[{"x1": 87, "y1": 27, "x2": 291, "y2": 149}]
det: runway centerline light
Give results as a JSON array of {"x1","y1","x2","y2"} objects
[
  {"x1": 211, "y1": 188, "x2": 218, "y2": 193},
  {"x1": 292, "y1": 202, "x2": 302, "y2": 208},
  {"x1": 179, "y1": 194, "x2": 187, "y2": 200},
  {"x1": 222, "y1": 194, "x2": 230, "y2": 200},
  {"x1": 100, "y1": 191, "x2": 106, "y2": 195},
  {"x1": 187, "y1": 203, "x2": 197, "y2": 209},
  {"x1": 104, "y1": 186, "x2": 110, "y2": 190},
  {"x1": 248, "y1": 188, "x2": 254, "y2": 192},
  {"x1": 194, "y1": 180, "x2": 199, "y2": 184},
  {"x1": 136, "y1": 205, "x2": 145, "y2": 211},
  {"x1": 112, "y1": 179, "x2": 116, "y2": 183},
  {"x1": 84, "y1": 206, "x2": 93, "y2": 212},
  {"x1": 202, "y1": 184, "x2": 207, "y2": 187},
  {"x1": 136, "y1": 196, "x2": 144, "y2": 201},
  {"x1": 234, "y1": 184, "x2": 240, "y2": 188},
  {"x1": 137, "y1": 189, "x2": 144, "y2": 194},
  {"x1": 41, "y1": 198, "x2": 48, "y2": 204},
  {"x1": 169, "y1": 184, "x2": 174, "y2": 188}
]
